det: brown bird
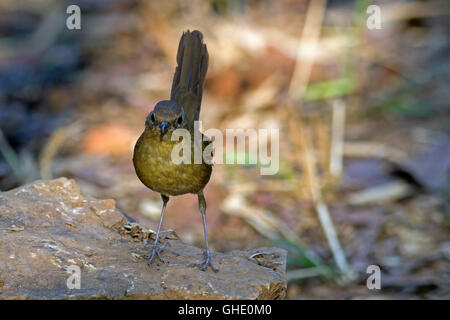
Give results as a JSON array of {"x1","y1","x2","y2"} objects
[{"x1": 133, "y1": 30, "x2": 217, "y2": 271}]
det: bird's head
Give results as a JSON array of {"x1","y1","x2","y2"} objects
[{"x1": 145, "y1": 100, "x2": 188, "y2": 136}]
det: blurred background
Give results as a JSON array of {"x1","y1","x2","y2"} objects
[{"x1": 0, "y1": 0, "x2": 449, "y2": 299}]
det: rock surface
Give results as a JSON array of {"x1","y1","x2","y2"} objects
[{"x1": 0, "y1": 178, "x2": 286, "y2": 299}]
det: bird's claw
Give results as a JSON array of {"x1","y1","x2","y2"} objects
[
  {"x1": 147, "y1": 241, "x2": 167, "y2": 266},
  {"x1": 201, "y1": 255, "x2": 218, "y2": 272},
  {"x1": 190, "y1": 251, "x2": 218, "y2": 272}
]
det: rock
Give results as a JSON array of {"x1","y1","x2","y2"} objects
[{"x1": 0, "y1": 178, "x2": 287, "y2": 299}]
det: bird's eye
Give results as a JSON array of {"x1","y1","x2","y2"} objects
[
  {"x1": 150, "y1": 113, "x2": 155, "y2": 123},
  {"x1": 177, "y1": 115, "x2": 183, "y2": 125}
]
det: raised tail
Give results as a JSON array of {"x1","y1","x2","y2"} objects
[{"x1": 170, "y1": 30, "x2": 209, "y2": 127}]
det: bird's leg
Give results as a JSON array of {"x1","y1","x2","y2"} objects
[
  {"x1": 197, "y1": 191, "x2": 218, "y2": 272},
  {"x1": 147, "y1": 194, "x2": 169, "y2": 266}
]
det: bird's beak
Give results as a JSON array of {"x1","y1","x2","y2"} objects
[{"x1": 161, "y1": 122, "x2": 168, "y2": 135}]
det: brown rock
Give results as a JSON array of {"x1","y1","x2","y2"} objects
[{"x1": 0, "y1": 178, "x2": 286, "y2": 299}]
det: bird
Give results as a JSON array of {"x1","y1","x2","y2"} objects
[{"x1": 133, "y1": 30, "x2": 217, "y2": 272}]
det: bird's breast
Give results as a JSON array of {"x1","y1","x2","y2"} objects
[{"x1": 133, "y1": 129, "x2": 212, "y2": 196}]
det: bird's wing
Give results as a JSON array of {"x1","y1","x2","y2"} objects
[{"x1": 170, "y1": 30, "x2": 209, "y2": 127}]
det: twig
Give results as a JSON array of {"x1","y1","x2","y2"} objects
[
  {"x1": 315, "y1": 201, "x2": 349, "y2": 273},
  {"x1": 288, "y1": 0, "x2": 327, "y2": 100},
  {"x1": 348, "y1": 180, "x2": 413, "y2": 206},
  {"x1": 329, "y1": 99, "x2": 346, "y2": 177},
  {"x1": 39, "y1": 128, "x2": 68, "y2": 180},
  {"x1": 286, "y1": 0, "x2": 352, "y2": 280},
  {"x1": 39, "y1": 122, "x2": 83, "y2": 180},
  {"x1": 343, "y1": 141, "x2": 406, "y2": 163},
  {"x1": 311, "y1": 114, "x2": 331, "y2": 176},
  {"x1": 297, "y1": 120, "x2": 351, "y2": 275}
]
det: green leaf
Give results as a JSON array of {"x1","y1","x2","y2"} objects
[{"x1": 303, "y1": 77, "x2": 355, "y2": 101}]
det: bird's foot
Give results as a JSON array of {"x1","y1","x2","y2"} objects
[
  {"x1": 201, "y1": 252, "x2": 218, "y2": 272},
  {"x1": 190, "y1": 250, "x2": 218, "y2": 272},
  {"x1": 146, "y1": 241, "x2": 167, "y2": 266}
]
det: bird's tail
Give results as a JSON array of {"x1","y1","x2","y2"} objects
[{"x1": 170, "y1": 30, "x2": 209, "y2": 126}]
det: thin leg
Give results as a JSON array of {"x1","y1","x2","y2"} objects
[
  {"x1": 197, "y1": 191, "x2": 218, "y2": 272},
  {"x1": 148, "y1": 194, "x2": 169, "y2": 266}
]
